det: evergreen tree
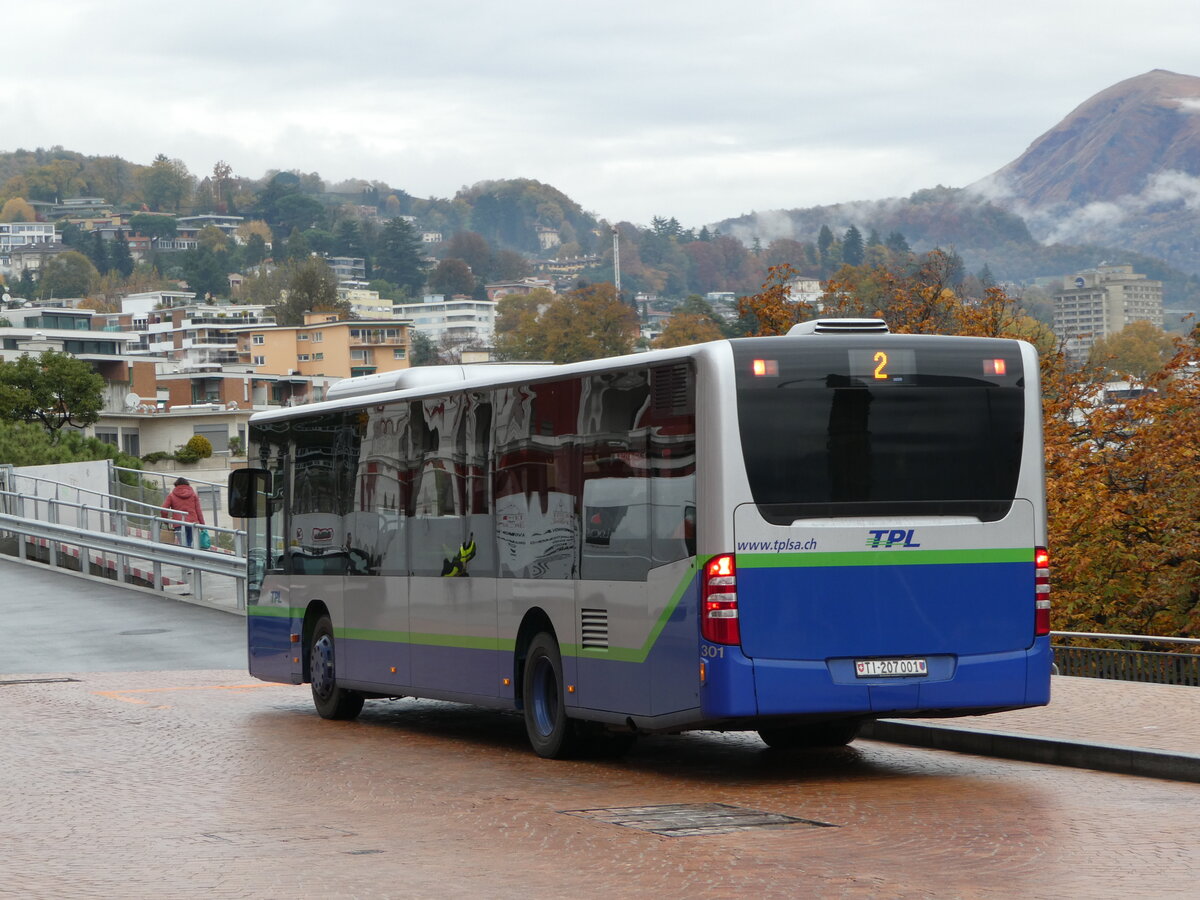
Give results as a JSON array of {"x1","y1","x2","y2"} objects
[
  {"x1": 842, "y1": 226, "x2": 865, "y2": 266},
  {"x1": 375, "y1": 217, "x2": 426, "y2": 296},
  {"x1": 978, "y1": 263, "x2": 996, "y2": 288},
  {"x1": 817, "y1": 225, "x2": 835, "y2": 260},
  {"x1": 885, "y1": 231, "x2": 911, "y2": 254},
  {"x1": 182, "y1": 245, "x2": 227, "y2": 300},
  {"x1": 111, "y1": 229, "x2": 134, "y2": 277},
  {"x1": 88, "y1": 231, "x2": 110, "y2": 273},
  {"x1": 243, "y1": 233, "x2": 267, "y2": 268}
]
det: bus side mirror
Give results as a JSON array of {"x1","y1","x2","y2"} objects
[{"x1": 228, "y1": 468, "x2": 271, "y2": 519}]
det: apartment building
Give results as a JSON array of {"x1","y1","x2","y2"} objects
[
  {"x1": 1052, "y1": 263, "x2": 1164, "y2": 360},
  {"x1": 232, "y1": 312, "x2": 412, "y2": 379},
  {"x1": 392, "y1": 295, "x2": 497, "y2": 346},
  {"x1": 0, "y1": 222, "x2": 57, "y2": 252}
]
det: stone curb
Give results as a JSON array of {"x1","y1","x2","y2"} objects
[{"x1": 859, "y1": 719, "x2": 1200, "y2": 784}]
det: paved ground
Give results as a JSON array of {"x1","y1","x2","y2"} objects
[
  {"x1": 3, "y1": 667, "x2": 1199, "y2": 899},
  {"x1": 3, "y1": 556, "x2": 1200, "y2": 896}
]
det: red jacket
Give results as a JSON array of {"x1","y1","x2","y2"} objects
[{"x1": 163, "y1": 484, "x2": 205, "y2": 525}]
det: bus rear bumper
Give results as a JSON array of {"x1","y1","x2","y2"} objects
[{"x1": 701, "y1": 638, "x2": 1053, "y2": 719}]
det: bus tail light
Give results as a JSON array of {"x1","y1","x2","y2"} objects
[
  {"x1": 1034, "y1": 546, "x2": 1051, "y2": 636},
  {"x1": 702, "y1": 554, "x2": 740, "y2": 645}
]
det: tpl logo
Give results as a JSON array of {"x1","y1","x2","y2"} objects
[{"x1": 867, "y1": 529, "x2": 921, "y2": 548}]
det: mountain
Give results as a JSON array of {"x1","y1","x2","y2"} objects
[
  {"x1": 971, "y1": 69, "x2": 1200, "y2": 276},
  {"x1": 981, "y1": 69, "x2": 1200, "y2": 208}
]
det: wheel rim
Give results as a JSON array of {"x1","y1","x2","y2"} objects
[
  {"x1": 530, "y1": 656, "x2": 558, "y2": 737},
  {"x1": 312, "y1": 634, "x2": 335, "y2": 700}
]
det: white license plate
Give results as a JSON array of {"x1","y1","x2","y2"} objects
[{"x1": 855, "y1": 658, "x2": 928, "y2": 678}]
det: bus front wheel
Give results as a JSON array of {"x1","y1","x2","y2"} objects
[
  {"x1": 522, "y1": 632, "x2": 579, "y2": 759},
  {"x1": 310, "y1": 614, "x2": 364, "y2": 721}
]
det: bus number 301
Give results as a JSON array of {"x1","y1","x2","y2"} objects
[{"x1": 701, "y1": 644, "x2": 726, "y2": 658}]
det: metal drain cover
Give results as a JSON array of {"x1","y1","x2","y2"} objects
[
  {"x1": 0, "y1": 677, "x2": 80, "y2": 686},
  {"x1": 119, "y1": 628, "x2": 170, "y2": 635},
  {"x1": 561, "y1": 803, "x2": 837, "y2": 836}
]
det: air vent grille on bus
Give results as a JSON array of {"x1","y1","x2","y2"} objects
[
  {"x1": 581, "y1": 608, "x2": 609, "y2": 650},
  {"x1": 787, "y1": 318, "x2": 890, "y2": 336},
  {"x1": 652, "y1": 363, "x2": 692, "y2": 416}
]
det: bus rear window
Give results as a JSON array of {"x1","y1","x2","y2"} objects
[{"x1": 731, "y1": 337, "x2": 1026, "y2": 523}]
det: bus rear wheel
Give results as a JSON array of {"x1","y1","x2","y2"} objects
[
  {"x1": 310, "y1": 614, "x2": 364, "y2": 721},
  {"x1": 522, "y1": 632, "x2": 580, "y2": 759},
  {"x1": 757, "y1": 718, "x2": 861, "y2": 749}
]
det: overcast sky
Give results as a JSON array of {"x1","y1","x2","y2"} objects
[{"x1": 8, "y1": 1, "x2": 1199, "y2": 228}]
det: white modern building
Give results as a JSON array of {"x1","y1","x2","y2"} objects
[
  {"x1": 0, "y1": 222, "x2": 57, "y2": 252},
  {"x1": 392, "y1": 295, "x2": 497, "y2": 346}
]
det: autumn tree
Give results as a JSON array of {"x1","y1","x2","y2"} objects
[
  {"x1": 0, "y1": 197, "x2": 36, "y2": 222},
  {"x1": 1086, "y1": 320, "x2": 1177, "y2": 381},
  {"x1": 0, "y1": 351, "x2": 105, "y2": 438},
  {"x1": 1045, "y1": 335, "x2": 1200, "y2": 635},
  {"x1": 652, "y1": 313, "x2": 725, "y2": 348},
  {"x1": 495, "y1": 285, "x2": 637, "y2": 363}
]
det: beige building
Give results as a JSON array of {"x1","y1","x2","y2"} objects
[
  {"x1": 1052, "y1": 264, "x2": 1164, "y2": 360},
  {"x1": 232, "y1": 312, "x2": 413, "y2": 379}
]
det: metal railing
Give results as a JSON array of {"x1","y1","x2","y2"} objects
[
  {"x1": 1051, "y1": 631, "x2": 1200, "y2": 687},
  {"x1": 0, "y1": 485, "x2": 246, "y2": 610}
]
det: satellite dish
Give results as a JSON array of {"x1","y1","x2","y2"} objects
[
  {"x1": 2, "y1": 293, "x2": 11, "y2": 303},
  {"x1": 227, "y1": 400, "x2": 239, "y2": 410},
  {"x1": 124, "y1": 392, "x2": 141, "y2": 410}
]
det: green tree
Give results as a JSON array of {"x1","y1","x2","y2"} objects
[
  {"x1": 842, "y1": 226, "x2": 864, "y2": 266},
  {"x1": 128, "y1": 213, "x2": 177, "y2": 241},
  {"x1": 271, "y1": 257, "x2": 346, "y2": 326},
  {"x1": 243, "y1": 233, "x2": 268, "y2": 268},
  {"x1": 428, "y1": 258, "x2": 476, "y2": 297},
  {"x1": 817, "y1": 225, "x2": 835, "y2": 260},
  {"x1": 139, "y1": 154, "x2": 193, "y2": 211},
  {"x1": 86, "y1": 231, "x2": 110, "y2": 273},
  {"x1": 0, "y1": 420, "x2": 142, "y2": 467},
  {"x1": 37, "y1": 250, "x2": 98, "y2": 299},
  {"x1": 375, "y1": 217, "x2": 426, "y2": 295},
  {"x1": 0, "y1": 350, "x2": 105, "y2": 438},
  {"x1": 110, "y1": 229, "x2": 134, "y2": 277},
  {"x1": 181, "y1": 245, "x2": 228, "y2": 300},
  {"x1": 408, "y1": 330, "x2": 441, "y2": 366}
]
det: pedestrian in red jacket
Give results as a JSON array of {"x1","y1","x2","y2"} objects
[{"x1": 163, "y1": 477, "x2": 205, "y2": 547}]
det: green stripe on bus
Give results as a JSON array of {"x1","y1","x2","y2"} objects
[
  {"x1": 248, "y1": 605, "x2": 305, "y2": 618},
  {"x1": 337, "y1": 629, "x2": 518, "y2": 653},
  {"x1": 737, "y1": 548, "x2": 1033, "y2": 568}
]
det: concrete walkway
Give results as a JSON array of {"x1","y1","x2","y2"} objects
[{"x1": 862, "y1": 675, "x2": 1200, "y2": 783}]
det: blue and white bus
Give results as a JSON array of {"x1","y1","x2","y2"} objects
[{"x1": 228, "y1": 318, "x2": 1052, "y2": 758}]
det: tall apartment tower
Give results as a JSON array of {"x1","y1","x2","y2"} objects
[{"x1": 1052, "y1": 263, "x2": 1163, "y2": 360}]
